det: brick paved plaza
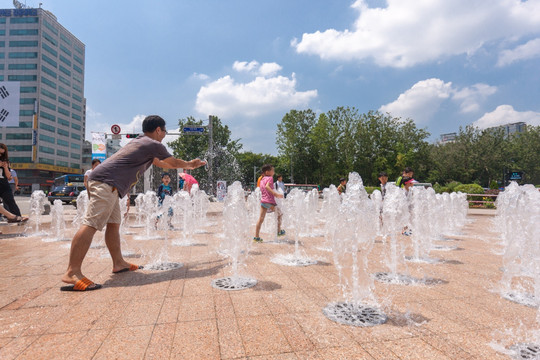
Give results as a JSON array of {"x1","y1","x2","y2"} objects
[{"x1": 0, "y1": 203, "x2": 536, "y2": 359}]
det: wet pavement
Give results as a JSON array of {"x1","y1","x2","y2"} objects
[{"x1": 0, "y1": 203, "x2": 533, "y2": 359}]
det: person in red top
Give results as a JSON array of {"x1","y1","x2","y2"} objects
[{"x1": 253, "y1": 164, "x2": 285, "y2": 243}]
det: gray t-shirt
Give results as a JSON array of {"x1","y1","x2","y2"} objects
[{"x1": 89, "y1": 135, "x2": 171, "y2": 197}]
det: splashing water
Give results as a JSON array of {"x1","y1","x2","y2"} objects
[
  {"x1": 24, "y1": 190, "x2": 48, "y2": 236},
  {"x1": 45, "y1": 200, "x2": 68, "y2": 242}
]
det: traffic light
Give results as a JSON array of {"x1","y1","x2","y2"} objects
[{"x1": 125, "y1": 134, "x2": 139, "y2": 138}]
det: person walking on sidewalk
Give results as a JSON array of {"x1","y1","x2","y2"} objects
[{"x1": 61, "y1": 115, "x2": 206, "y2": 291}]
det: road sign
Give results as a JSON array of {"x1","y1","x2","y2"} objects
[
  {"x1": 111, "y1": 124, "x2": 121, "y2": 134},
  {"x1": 183, "y1": 126, "x2": 205, "y2": 135},
  {"x1": 112, "y1": 134, "x2": 121, "y2": 140}
]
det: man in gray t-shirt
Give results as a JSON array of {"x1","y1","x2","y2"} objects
[{"x1": 61, "y1": 115, "x2": 206, "y2": 292}]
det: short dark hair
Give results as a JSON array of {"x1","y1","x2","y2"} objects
[
  {"x1": 161, "y1": 172, "x2": 171, "y2": 179},
  {"x1": 404, "y1": 167, "x2": 413, "y2": 173},
  {"x1": 276, "y1": 174, "x2": 283, "y2": 179},
  {"x1": 142, "y1": 115, "x2": 166, "y2": 133},
  {"x1": 378, "y1": 171, "x2": 388, "y2": 177},
  {"x1": 91, "y1": 159, "x2": 101, "y2": 166},
  {"x1": 339, "y1": 178, "x2": 346, "y2": 182},
  {"x1": 261, "y1": 164, "x2": 273, "y2": 173}
]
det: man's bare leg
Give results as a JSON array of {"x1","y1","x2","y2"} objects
[
  {"x1": 61, "y1": 224, "x2": 97, "y2": 284},
  {"x1": 104, "y1": 223, "x2": 133, "y2": 273}
]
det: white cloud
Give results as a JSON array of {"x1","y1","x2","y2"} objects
[
  {"x1": 379, "y1": 78, "x2": 497, "y2": 123},
  {"x1": 474, "y1": 105, "x2": 540, "y2": 128},
  {"x1": 232, "y1": 60, "x2": 283, "y2": 77},
  {"x1": 195, "y1": 62, "x2": 317, "y2": 118},
  {"x1": 497, "y1": 38, "x2": 540, "y2": 66},
  {"x1": 292, "y1": 0, "x2": 540, "y2": 68},
  {"x1": 191, "y1": 72, "x2": 210, "y2": 81}
]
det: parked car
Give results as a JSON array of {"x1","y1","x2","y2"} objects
[{"x1": 47, "y1": 185, "x2": 82, "y2": 205}]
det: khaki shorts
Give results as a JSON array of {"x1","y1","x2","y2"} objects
[{"x1": 82, "y1": 180, "x2": 121, "y2": 231}]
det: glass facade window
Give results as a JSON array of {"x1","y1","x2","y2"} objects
[
  {"x1": 40, "y1": 99, "x2": 56, "y2": 111},
  {"x1": 39, "y1": 157, "x2": 55, "y2": 165},
  {"x1": 7, "y1": 133, "x2": 32, "y2": 140},
  {"x1": 11, "y1": 145, "x2": 32, "y2": 152},
  {"x1": 71, "y1": 133, "x2": 81, "y2": 140},
  {"x1": 42, "y1": 43, "x2": 57, "y2": 57},
  {"x1": 58, "y1": 75, "x2": 70, "y2": 86},
  {"x1": 11, "y1": 157, "x2": 32, "y2": 163},
  {"x1": 9, "y1": 40, "x2": 38, "y2": 47},
  {"x1": 41, "y1": 65, "x2": 57, "y2": 79},
  {"x1": 8, "y1": 63, "x2": 37, "y2": 70},
  {"x1": 40, "y1": 88, "x2": 56, "y2": 100},
  {"x1": 60, "y1": 33, "x2": 72, "y2": 45},
  {"x1": 0, "y1": 30, "x2": 4, "y2": 36},
  {"x1": 10, "y1": 17, "x2": 39, "y2": 24},
  {"x1": 20, "y1": 98, "x2": 36, "y2": 104},
  {"x1": 21, "y1": 86, "x2": 37, "y2": 93},
  {"x1": 39, "y1": 123, "x2": 56, "y2": 133},
  {"x1": 19, "y1": 121, "x2": 32, "y2": 128},
  {"x1": 70, "y1": 142, "x2": 81, "y2": 149},
  {"x1": 58, "y1": 97, "x2": 70, "y2": 106},
  {"x1": 42, "y1": 31, "x2": 57, "y2": 46},
  {"x1": 73, "y1": 55, "x2": 83, "y2": 65},
  {"x1": 57, "y1": 149, "x2": 68, "y2": 157},
  {"x1": 39, "y1": 134, "x2": 55, "y2": 143},
  {"x1": 60, "y1": 44, "x2": 71, "y2": 56},
  {"x1": 0, "y1": 53, "x2": 3, "y2": 59},
  {"x1": 8, "y1": 52, "x2": 37, "y2": 58},
  {"x1": 43, "y1": 20, "x2": 58, "y2": 35},
  {"x1": 19, "y1": 110, "x2": 33, "y2": 116},
  {"x1": 42, "y1": 54, "x2": 57, "y2": 68},
  {"x1": 10, "y1": 29, "x2": 38, "y2": 36},
  {"x1": 8, "y1": 74, "x2": 37, "y2": 81},
  {"x1": 72, "y1": 93, "x2": 82, "y2": 102},
  {"x1": 74, "y1": 44, "x2": 83, "y2": 54},
  {"x1": 57, "y1": 139, "x2": 69, "y2": 147},
  {"x1": 58, "y1": 118, "x2": 69, "y2": 127},
  {"x1": 73, "y1": 64, "x2": 82, "y2": 74},
  {"x1": 71, "y1": 114, "x2": 81, "y2": 121},
  {"x1": 71, "y1": 163, "x2": 80, "y2": 169},
  {"x1": 71, "y1": 103, "x2": 82, "y2": 111},
  {"x1": 57, "y1": 160, "x2": 68, "y2": 167},
  {"x1": 70, "y1": 153, "x2": 80, "y2": 159},
  {"x1": 41, "y1": 76, "x2": 56, "y2": 89},
  {"x1": 59, "y1": 65, "x2": 71, "y2": 77},
  {"x1": 40, "y1": 111, "x2": 56, "y2": 122},
  {"x1": 57, "y1": 128, "x2": 69, "y2": 137},
  {"x1": 59, "y1": 86, "x2": 70, "y2": 96},
  {"x1": 58, "y1": 107, "x2": 69, "y2": 116},
  {"x1": 71, "y1": 123, "x2": 81, "y2": 130},
  {"x1": 59, "y1": 54, "x2": 71, "y2": 66}
]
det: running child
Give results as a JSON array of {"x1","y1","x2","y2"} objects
[{"x1": 253, "y1": 164, "x2": 284, "y2": 242}]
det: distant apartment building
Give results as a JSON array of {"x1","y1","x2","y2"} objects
[
  {"x1": 496, "y1": 122, "x2": 527, "y2": 136},
  {"x1": 0, "y1": 5, "x2": 85, "y2": 193},
  {"x1": 439, "y1": 132, "x2": 457, "y2": 144}
]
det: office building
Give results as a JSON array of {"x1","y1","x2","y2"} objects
[
  {"x1": 439, "y1": 132, "x2": 457, "y2": 144},
  {"x1": 0, "y1": 4, "x2": 85, "y2": 193}
]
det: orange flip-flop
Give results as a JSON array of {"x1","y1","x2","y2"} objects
[
  {"x1": 112, "y1": 264, "x2": 143, "y2": 274},
  {"x1": 60, "y1": 277, "x2": 102, "y2": 292}
]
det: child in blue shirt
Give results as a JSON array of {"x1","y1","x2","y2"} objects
[{"x1": 157, "y1": 173, "x2": 174, "y2": 224}]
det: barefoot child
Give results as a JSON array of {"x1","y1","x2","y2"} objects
[{"x1": 253, "y1": 164, "x2": 285, "y2": 242}]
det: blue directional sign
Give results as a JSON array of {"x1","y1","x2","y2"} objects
[{"x1": 183, "y1": 126, "x2": 205, "y2": 135}]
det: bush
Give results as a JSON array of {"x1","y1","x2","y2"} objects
[
  {"x1": 454, "y1": 183, "x2": 484, "y2": 194},
  {"x1": 364, "y1": 186, "x2": 379, "y2": 194},
  {"x1": 446, "y1": 181, "x2": 462, "y2": 192},
  {"x1": 489, "y1": 180, "x2": 499, "y2": 190},
  {"x1": 433, "y1": 183, "x2": 449, "y2": 194}
]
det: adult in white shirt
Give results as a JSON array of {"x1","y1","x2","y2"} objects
[{"x1": 84, "y1": 159, "x2": 101, "y2": 189}]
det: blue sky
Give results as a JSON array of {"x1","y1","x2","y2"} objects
[{"x1": 11, "y1": 0, "x2": 540, "y2": 155}]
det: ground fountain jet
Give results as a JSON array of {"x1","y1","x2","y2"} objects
[
  {"x1": 317, "y1": 185, "x2": 341, "y2": 252},
  {"x1": 323, "y1": 172, "x2": 387, "y2": 327},
  {"x1": 45, "y1": 200, "x2": 69, "y2": 242},
  {"x1": 270, "y1": 188, "x2": 317, "y2": 266},
  {"x1": 129, "y1": 193, "x2": 145, "y2": 229},
  {"x1": 134, "y1": 191, "x2": 163, "y2": 240},
  {"x1": 171, "y1": 190, "x2": 197, "y2": 246},
  {"x1": 492, "y1": 182, "x2": 540, "y2": 359},
  {"x1": 212, "y1": 181, "x2": 257, "y2": 291},
  {"x1": 24, "y1": 190, "x2": 48, "y2": 237},
  {"x1": 144, "y1": 195, "x2": 183, "y2": 270},
  {"x1": 372, "y1": 184, "x2": 418, "y2": 285}
]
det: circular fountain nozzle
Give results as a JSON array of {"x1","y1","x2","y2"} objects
[
  {"x1": 509, "y1": 343, "x2": 540, "y2": 360},
  {"x1": 211, "y1": 276, "x2": 257, "y2": 291},
  {"x1": 323, "y1": 302, "x2": 387, "y2": 327}
]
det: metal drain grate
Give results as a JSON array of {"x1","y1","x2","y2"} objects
[
  {"x1": 510, "y1": 343, "x2": 540, "y2": 360},
  {"x1": 323, "y1": 302, "x2": 387, "y2": 327},
  {"x1": 211, "y1": 276, "x2": 257, "y2": 291},
  {"x1": 373, "y1": 272, "x2": 417, "y2": 285},
  {"x1": 502, "y1": 292, "x2": 538, "y2": 308}
]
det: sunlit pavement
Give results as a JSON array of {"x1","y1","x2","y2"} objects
[{"x1": 0, "y1": 203, "x2": 531, "y2": 360}]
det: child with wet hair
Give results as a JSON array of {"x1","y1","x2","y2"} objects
[{"x1": 253, "y1": 164, "x2": 285, "y2": 242}]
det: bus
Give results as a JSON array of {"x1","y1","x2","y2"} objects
[{"x1": 53, "y1": 174, "x2": 85, "y2": 188}]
